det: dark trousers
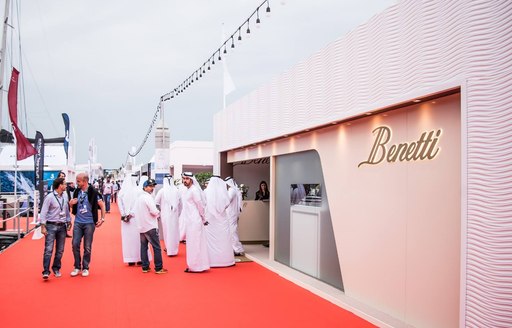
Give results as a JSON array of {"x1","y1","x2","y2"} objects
[{"x1": 140, "y1": 228, "x2": 163, "y2": 271}]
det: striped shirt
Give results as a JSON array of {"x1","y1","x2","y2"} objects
[{"x1": 40, "y1": 192, "x2": 71, "y2": 225}]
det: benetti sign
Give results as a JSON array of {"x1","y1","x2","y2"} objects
[{"x1": 358, "y1": 126, "x2": 442, "y2": 167}]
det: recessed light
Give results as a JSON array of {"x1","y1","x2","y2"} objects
[{"x1": 413, "y1": 99, "x2": 421, "y2": 103}]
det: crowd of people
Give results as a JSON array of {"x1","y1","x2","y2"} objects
[{"x1": 39, "y1": 171, "x2": 249, "y2": 279}]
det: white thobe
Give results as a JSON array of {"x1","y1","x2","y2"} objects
[
  {"x1": 155, "y1": 187, "x2": 181, "y2": 256},
  {"x1": 119, "y1": 187, "x2": 144, "y2": 263},
  {"x1": 205, "y1": 206, "x2": 234, "y2": 267},
  {"x1": 181, "y1": 185, "x2": 210, "y2": 272},
  {"x1": 227, "y1": 188, "x2": 245, "y2": 254}
]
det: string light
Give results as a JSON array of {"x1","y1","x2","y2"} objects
[{"x1": 128, "y1": 0, "x2": 273, "y2": 159}]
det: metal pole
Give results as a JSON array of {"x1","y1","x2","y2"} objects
[{"x1": 0, "y1": 0, "x2": 11, "y2": 130}]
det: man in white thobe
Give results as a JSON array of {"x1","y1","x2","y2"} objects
[
  {"x1": 204, "y1": 176, "x2": 235, "y2": 267},
  {"x1": 225, "y1": 177, "x2": 245, "y2": 256},
  {"x1": 118, "y1": 174, "x2": 146, "y2": 265},
  {"x1": 180, "y1": 172, "x2": 210, "y2": 273},
  {"x1": 155, "y1": 175, "x2": 182, "y2": 256}
]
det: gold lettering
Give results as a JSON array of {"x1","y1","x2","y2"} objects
[
  {"x1": 358, "y1": 127, "x2": 442, "y2": 167},
  {"x1": 427, "y1": 130, "x2": 442, "y2": 159},
  {"x1": 358, "y1": 126, "x2": 391, "y2": 167},
  {"x1": 387, "y1": 144, "x2": 397, "y2": 162}
]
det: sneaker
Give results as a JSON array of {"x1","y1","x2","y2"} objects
[
  {"x1": 70, "y1": 268, "x2": 80, "y2": 277},
  {"x1": 81, "y1": 269, "x2": 89, "y2": 277},
  {"x1": 42, "y1": 273, "x2": 49, "y2": 280},
  {"x1": 155, "y1": 268, "x2": 168, "y2": 274},
  {"x1": 54, "y1": 271, "x2": 62, "y2": 278},
  {"x1": 142, "y1": 268, "x2": 151, "y2": 273}
]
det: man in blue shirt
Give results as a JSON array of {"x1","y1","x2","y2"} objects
[
  {"x1": 69, "y1": 173, "x2": 105, "y2": 277},
  {"x1": 40, "y1": 177, "x2": 72, "y2": 280}
]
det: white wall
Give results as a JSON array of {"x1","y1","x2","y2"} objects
[{"x1": 169, "y1": 141, "x2": 213, "y2": 177}]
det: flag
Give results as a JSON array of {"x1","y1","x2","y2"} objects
[
  {"x1": 223, "y1": 60, "x2": 235, "y2": 96},
  {"x1": 62, "y1": 113, "x2": 70, "y2": 159},
  {"x1": 221, "y1": 24, "x2": 235, "y2": 109},
  {"x1": 34, "y1": 131, "x2": 45, "y2": 208},
  {"x1": 8, "y1": 68, "x2": 36, "y2": 160},
  {"x1": 221, "y1": 24, "x2": 235, "y2": 97}
]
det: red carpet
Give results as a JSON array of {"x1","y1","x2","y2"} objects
[{"x1": 0, "y1": 202, "x2": 375, "y2": 328}]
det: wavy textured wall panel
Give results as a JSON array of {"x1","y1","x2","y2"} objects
[{"x1": 214, "y1": 0, "x2": 512, "y2": 326}]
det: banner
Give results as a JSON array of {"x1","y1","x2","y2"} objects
[
  {"x1": 8, "y1": 68, "x2": 36, "y2": 160},
  {"x1": 34, "y1": 131, "x2": 45, "y2": 208},
  {"x1": 62, "y1": 113, "x2": 70, "y2": 160}
]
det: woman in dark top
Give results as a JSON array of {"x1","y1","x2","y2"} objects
[{"x1": 255, "y1": 181, "x2": 270, "y2": 200}]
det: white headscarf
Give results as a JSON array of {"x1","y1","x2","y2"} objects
[
  {"x1": 225, "y1": 176, "x2": 242, "y2": 212},
  {"x1": 204, "y1": 176, "x2": 230, "y2": 216},
  {"x1": 139, "y1": 175, "x2": 149, "y2": 189},
  {"x1": 182, "y1": 172, "x2": 205, "y2": 204},
  {"x1": 162, "y1": 175, "x2": 180, "y2": 209},
  {"x1": 119, "y1": 174, "x2": 139, "y2": 215}
]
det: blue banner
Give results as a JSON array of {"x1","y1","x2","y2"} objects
[{"x1": 62, "y1": 113, "x2": 70, "y2": 159}]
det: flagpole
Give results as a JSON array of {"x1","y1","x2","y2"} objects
[
  {"x1": 0, "y1": 0, "x2": 11, "y2": 130},
  {"x1": 13, "y1": 131, "x2": 19, "y2": 236}
]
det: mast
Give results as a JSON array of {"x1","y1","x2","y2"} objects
[{"x1": 0, "y1": 0, "x2": 11, "y2": 131}]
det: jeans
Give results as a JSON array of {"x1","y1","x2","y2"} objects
[
  {"x1": 103, "y1": 194, "x2": 111, "y2": 212},
  {"x1": 72, "y1": 222, "x2": 95, "y2": 270},
  {"x1": 140, "y1": 228, "x2": 163, "y2": 271},
  {"x1": 42, "y1": 224, "x2": 67, "y2": 274}
]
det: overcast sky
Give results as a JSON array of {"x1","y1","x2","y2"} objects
[{"x1": 1, "y1": 0, "x2": 396, "y2": 168}]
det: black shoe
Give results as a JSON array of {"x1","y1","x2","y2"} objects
[
  {"x1": 128, "y1": 262, "x2": 135, "y2": 266},
  {"x1": 66, "y1": 234, "x2": 72, "y2": 238},
  {"x1": 136, "y1": 261, "x2": 142, "y2": 266},
  {"x1": 234, "y1": 252, "x2": 245, "y2": 256}
]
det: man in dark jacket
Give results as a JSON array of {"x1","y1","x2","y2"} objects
[{"x1": 69, "y1": 173, "x2": 106, "y2": 277}]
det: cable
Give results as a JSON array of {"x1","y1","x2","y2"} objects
[{"x1": 127, "y1": 0, "x2": 273, "y2": 161}]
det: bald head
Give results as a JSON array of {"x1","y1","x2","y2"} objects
[{"x1": 76, "y1": 173, "x2": 90, "y2": 191}]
